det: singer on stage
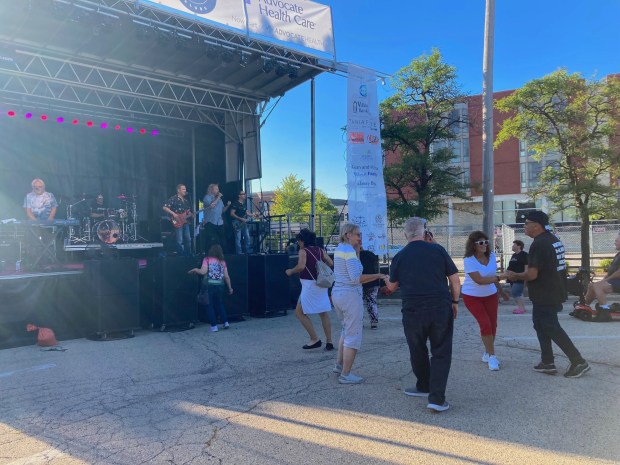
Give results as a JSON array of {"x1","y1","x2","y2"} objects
[{"x1": 202, "y1": 183, "x2": 231, "y2": 252}]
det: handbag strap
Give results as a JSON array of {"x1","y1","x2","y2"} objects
[{"x1": 303, "y1": 247, "x2": 319, "y2": 281}]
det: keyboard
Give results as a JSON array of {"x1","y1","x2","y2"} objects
[{"x1": 0, "y1": 219, "x2": 80, "y2": 227}]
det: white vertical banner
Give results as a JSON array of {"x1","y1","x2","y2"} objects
[{"x1": 346, "y1": 65, "x2": 388, "y2": 257}]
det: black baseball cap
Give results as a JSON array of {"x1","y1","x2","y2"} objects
[{"x1": 525, "y1": 210, "x2": 549, "y2": 227}]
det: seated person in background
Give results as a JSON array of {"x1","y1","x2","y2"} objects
[
  {"x1": 584, "y1": 234, "x2": 620, "y2": 310},
  {"x1": 90, "y1": 194, "x2": 107, "y2": 219}
]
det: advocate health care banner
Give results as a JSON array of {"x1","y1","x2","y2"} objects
[
  {"x1": 346, "y1": 65, "x2": 388, "y2": 257},
  {"x1": 141, "y1": 0, "x2": 334, "y2": 56}
]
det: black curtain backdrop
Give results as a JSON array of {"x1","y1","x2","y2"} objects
[{"x1": 0, "y1": 118, "x2": 227, "y2": 222}]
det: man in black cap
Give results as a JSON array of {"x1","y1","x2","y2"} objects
[{"x1": 506, "y1": 210, "x2": 590, "y2": 378}]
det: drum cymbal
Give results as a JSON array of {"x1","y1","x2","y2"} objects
[
  {"x1": 73, "y1": 193, "x2": 95, "y2": 199},
  {"x1": 117, "y1": 194, "x2": 137, "y2": 200}
]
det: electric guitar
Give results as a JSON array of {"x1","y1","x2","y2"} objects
[
  {"x1": 171, "y1": 210, "x2": 192, "y2": 229},
  {"x1": 232, "y1": 212, "x2": 260, "y2": 231}
]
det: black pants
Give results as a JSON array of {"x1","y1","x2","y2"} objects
[
  {"x1": 532, "y1": 303, "x2": 584, "y2": 365},
  {"x1": 204, "y1": 223, "x2": 226, "y2": 252},
  {"x1": 402, "y1": 301, "x2": 454, "y2": 405}
]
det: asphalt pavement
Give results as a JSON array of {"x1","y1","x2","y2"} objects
[{"x1": 1, "y1": 297, "x2": 619, "y2": 465}]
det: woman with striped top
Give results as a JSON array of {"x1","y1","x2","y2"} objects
[{"x1": 332, "y1": 223, "x2": 387, "y2": 384}]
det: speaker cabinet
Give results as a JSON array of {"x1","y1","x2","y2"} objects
[
  {"x1": 83, "y1": 259, "x2": 140, "y2": 336},
  {"x1": 142, "y1": 255, "x2": 199, "y2": 330},
  {"x1": 247, "y1": 254, "x2": 289, "y2": 317},
  {"x1": 224, "y1": 254, "x2": 248, "y2": 319}
]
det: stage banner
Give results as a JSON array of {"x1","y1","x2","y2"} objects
[
  {"x1": 346, "y1": 65, "x2": 388, "y2": 257},
  {"x1": 140, "y1": 1, "x2": 334, "y2": 56}
]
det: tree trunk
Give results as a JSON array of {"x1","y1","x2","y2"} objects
[{"x1": 580, "y1": 207, "x2": 591, "y2": 273}]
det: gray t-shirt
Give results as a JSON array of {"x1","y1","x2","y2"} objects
[{"x1": 203, "y1": 194, "x2": 224, "y2": 226}]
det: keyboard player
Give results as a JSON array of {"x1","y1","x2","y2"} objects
[{"x1": 24, "y1": 178, "x2": 57, "y2": 220}]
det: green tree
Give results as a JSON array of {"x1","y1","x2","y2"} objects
[
  {"x1": 495, "y1": 70, "x2": 620, "y2": 269},
  {"x1": 381, "y1": 49, "x2": 472, "y2": 222},
  {"x1": 271, "y1": 174, "x2": 338, "y2": 233}
]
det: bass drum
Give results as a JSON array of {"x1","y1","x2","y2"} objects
[{"x1": 95, "y1": 220, "x2": 121, "y2": 244}]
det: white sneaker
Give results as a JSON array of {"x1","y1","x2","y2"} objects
[
  {"x1": 482, "y1": 352, "x2": 489, "y2": 363},
  {"x1": 333, "y1": 364, "x2": 343, "y2": 374},
  {"x1": 338, "y1": 373, "x2": 364, "y2": 384},
  {"x1": 210, "y1": 326, "x2": 219, "y2": 332},
  {"x1": 488, "y1": 355, "x2": 500, "y2": 371}
]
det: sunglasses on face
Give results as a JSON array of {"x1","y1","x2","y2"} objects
[{"x1": 475, "y1": 240, "x2": 489, "y2": 246}]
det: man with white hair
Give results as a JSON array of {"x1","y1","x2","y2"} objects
[
  {"x1": 385, "y1": 217, "x2": 461, "y2": 413},
  {"x1": 24, "y1": 178, "x2": 57, "y2": 220}
]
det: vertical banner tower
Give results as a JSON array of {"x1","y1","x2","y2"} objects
[{"x1": 346, "y1": 65, "x2": 388, "y2": 256}]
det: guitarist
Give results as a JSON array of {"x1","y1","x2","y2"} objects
[
  {"x1": 230, "y1": 191, "x2": 257, "y2": 254},
  {"x1": 163, "y1": 184, "x2": 193, "y2": 256}
]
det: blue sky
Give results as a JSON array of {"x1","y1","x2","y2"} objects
[{"x1": 253, "y1": 0, "x2": 620, "y2": 200}]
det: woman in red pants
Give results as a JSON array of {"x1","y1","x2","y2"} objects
[{"x1": 462, "y1": 231, "x2": 508, "y2": 371}]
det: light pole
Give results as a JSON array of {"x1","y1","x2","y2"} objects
[{"x1": 482, "y1": 0, "x2": 495, "y2": 240}]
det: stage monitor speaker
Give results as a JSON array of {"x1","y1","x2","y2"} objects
[
  {"x1": 142, "y1": 255, "x2": 199, "y2": 329},
  {"x1": 224, "y1": 254, "x2": 248, "y2": 319},
  {"x1": 82, "y1": 259, "x2": 140, "y2": 336},
  {"x1": 248, "y1": 254, "x2": 289, "y2": 317}
]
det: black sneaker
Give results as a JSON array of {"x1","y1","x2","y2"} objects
[
  {"x1": 564, "y1": 361, "x2": 591, "y2": 378},
  {"x1": 533, "y1": 362, "x2": 558, "y2": 375}
]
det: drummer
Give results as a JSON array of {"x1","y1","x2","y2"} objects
[{"x1": 90, "y1": 194, "x2": 107, "y2": 219}]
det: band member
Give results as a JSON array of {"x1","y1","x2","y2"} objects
[
  {"x1": 90, "y1": 194, "x2": 107, "y2": 219},
  {"x1": 230, "y1": 191, "x2": 257, "y2": 254},
  {"x1": 24, "y1": 178, "x2": 57, "y2": 220},
  {"x1": 202, "y1": 183, "x2": 231, "y2": 252},
  {"x1": 163, "y1": 184, "x2": 193, "y2": 256}
]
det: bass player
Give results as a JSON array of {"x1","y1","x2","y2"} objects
[{"x1": 163, "y1": 183, "x2": 193, "y2": 256}]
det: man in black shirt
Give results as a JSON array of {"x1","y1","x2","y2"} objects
[
  {"x1": 584, "y1": 234, "x2": 620, "y2": 310},
  {"x1": 507, "y1": 240, "x2": 528, "y2": 314},
  {"x1": 506, "y1": 211, "x2": 589, "y2": 378},
  {"x1": 385, "y1": 217, "x2": 461, "y2": 413},
  {"x1": 90, "y1": 194, "x2": 107, "y2": 220},
  {"x1": 230, "y1": 191, "x2": 254, "y2": 254},
  {"x1": 163, "y1": 184, "x2": 193, "y2": 256}
]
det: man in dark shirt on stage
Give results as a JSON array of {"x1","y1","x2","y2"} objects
[
  {"x1": 90, "y1": 194, "x2": 107, "y2": 220},
  {"x1": 506, "y1": 210, "x2": 590, "y2": 378},
  {"x1": 230, "y1": 191, "x2": 253, "y2": 254},
  {"x1": 163, "y1": 184, "x2": 193, "y2": 256},
  {"x1": 385, "y1": 217, "x2": 461, "y2": 413}
]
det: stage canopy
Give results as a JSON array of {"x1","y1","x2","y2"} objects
[{"x1": 0, "y1": 0, "x2": 332, "y2": 138}]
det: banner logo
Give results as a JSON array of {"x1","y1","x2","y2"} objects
[
  {"x1": 349, "y1": 132, "x2": 365, "y2": 144},
  {"x1": 359, "y1": 85, "x2": 368, "y2": 97},
  {"x1": 367, "y1": 134, "x2": 379, "y2": 144},
  {"x1": 180, "y1": 0, "x2": 217, "y2": 14}
]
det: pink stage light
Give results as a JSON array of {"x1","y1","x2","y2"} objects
[
  {"x1": 126, "y1": 127, "x2": 133, "y2": 133},
  {"x1": 25, "y1": 113, "x2": 33, "y2": 119},
  {"x1": 101, "y1": 122, "x2": 108, "y2": 129},
  {"x1": 41, "y1": 115, "x2": 48, "y2": 120},
  {"x1": 151, "y1": 130, "x2": 158, "y2": 136},
  {"x1": 115, "y1": 125, "x2": 121, "y2": 130},
  {"x1": 57, "y1": 117, "x2": 64, "y2": 123},
  {"x1": 8, "y1": 110, "x2": 15, "y2": 117},
  {"x1": 139, "y1": 128, "x2": 146, "y2": 134},
  {"x1": 86, "y1": 121, "x2": 93, "y2": 127},
  {"x1": 72, "y1": 119, "x2": 79, "y2": 125}
]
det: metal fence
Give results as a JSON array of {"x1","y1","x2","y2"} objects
[{"x1": 262, "y1": 214, "x2": 619, "y2": 272}]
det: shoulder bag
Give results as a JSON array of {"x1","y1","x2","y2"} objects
[{"x1": 305, "y1": 247, "x2": 335, "y2": 288}]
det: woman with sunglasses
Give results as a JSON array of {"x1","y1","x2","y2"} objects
[{"x1": 462, "y1": 231, "x2": 508, "y2": 371}]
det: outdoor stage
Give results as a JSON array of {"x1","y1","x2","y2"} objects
[{"x1": 0, "y1": 252, "x2": 296, "y2": 350}]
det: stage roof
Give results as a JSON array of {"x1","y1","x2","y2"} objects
[{"x1": 0, "y1": 0, "x2": 332, "y2": 132}]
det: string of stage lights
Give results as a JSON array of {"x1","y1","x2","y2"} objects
[{"x1": 2, "y1": 109, "x2": 159, "y2": 136}]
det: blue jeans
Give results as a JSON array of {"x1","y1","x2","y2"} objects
[
  {"x1": 532, "y1": 303, "x2": 584, "y2": 365},
  {"x1": 175, "y1": 223, "x2": 191, "y2": 255},
  {"x1": 402, "y1": 299, "x2": 454, "y2": 405},
  {"x1": 234, "y1": 224, "x2": 250, "y2": 254},
  {"x1": 206, "y1": 285, "x2": 228, "y2": 327}
]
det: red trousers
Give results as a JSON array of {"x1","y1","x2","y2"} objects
[{"x1": 463, "y1": 293, "x2": 499, "y2": 336}]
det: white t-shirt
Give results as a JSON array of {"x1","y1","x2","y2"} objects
[{"x1": 462, "y1": 252, "x2": 498, "y2": 297}]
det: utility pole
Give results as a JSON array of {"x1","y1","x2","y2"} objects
[
  {"x1": 310, "y1": 77, "x2": 316, "y2": 231},
  {"x1": 482, "y1": 0, "x2": 495, "y2": 240}
]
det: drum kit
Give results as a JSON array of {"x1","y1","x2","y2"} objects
[{"x1": 67, "y1": 194, "x2": 140, "y2": 245}]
